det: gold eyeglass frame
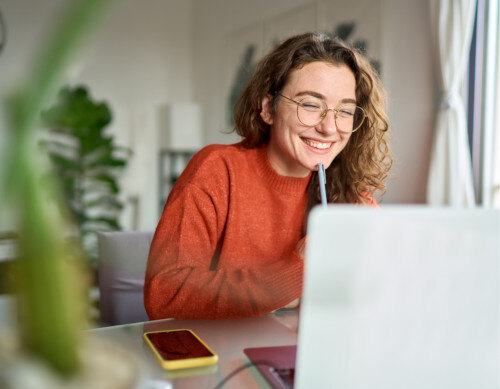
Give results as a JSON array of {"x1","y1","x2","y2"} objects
[{"x1": 277, "y1": 93, "x2": 366, "y2": 133}]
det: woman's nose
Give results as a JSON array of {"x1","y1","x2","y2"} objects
[{"x1": 316, "y1": 109, "x2": 339, "y2": 135}]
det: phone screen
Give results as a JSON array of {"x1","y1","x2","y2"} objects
[{"x1": 145, "y1": 330, "x2": 215, "y2": 361}]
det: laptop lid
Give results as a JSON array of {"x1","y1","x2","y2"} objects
[{"x1": 295, "y1": 206, "x2": 499, "y2": 389}]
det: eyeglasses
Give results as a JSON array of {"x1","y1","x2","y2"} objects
[{"x1": 277, "y1": 93, "x2": 366, "y2": 133}]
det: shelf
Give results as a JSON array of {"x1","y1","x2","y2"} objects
[{"x1": 158, "y1": 149, "x2": 197, "y2": 215}]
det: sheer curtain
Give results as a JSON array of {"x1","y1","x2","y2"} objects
[{"x1": 426, "y1": 0, "x2": 477, "y2": 206}]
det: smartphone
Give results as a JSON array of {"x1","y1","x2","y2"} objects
[{"x1": 143, "y1": 329, "x2": 218, "y2": 370}]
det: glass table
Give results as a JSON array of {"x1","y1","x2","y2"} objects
[{"x1": 88, "y1": 311, "x2": 299, "y2": 389}]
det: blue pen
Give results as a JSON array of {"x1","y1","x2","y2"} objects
[{"x1": 317, "y1": 163, "x2": 327, "y2": 207}]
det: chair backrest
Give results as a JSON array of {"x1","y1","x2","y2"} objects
[{"x1": 97, "y1": 231, "x2": 154, "y2": 326}]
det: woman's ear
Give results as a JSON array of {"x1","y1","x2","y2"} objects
[{"x1": 260, "y1": 95, "x2": 274, "y2": 125}]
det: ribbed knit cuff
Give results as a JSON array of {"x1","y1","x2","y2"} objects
[{"x1": 264, "y1": 251, "x2": 304, "y2": 305}]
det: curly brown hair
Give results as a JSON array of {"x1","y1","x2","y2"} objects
[{"x1": 233, "y1": 32, "x2": 392, "y2": 220}]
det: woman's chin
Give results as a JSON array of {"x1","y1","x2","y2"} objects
[{"x1": 306, "y1": 159, "x2": 334, "y2": 172}]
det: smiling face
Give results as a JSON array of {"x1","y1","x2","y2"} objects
[{"x1": 261, "y1": 61, "x2": 356, "y2": 177}]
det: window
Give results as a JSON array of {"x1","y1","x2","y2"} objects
[{"x1": 467, "y1": 0, "x2": 499, "y2": 207}]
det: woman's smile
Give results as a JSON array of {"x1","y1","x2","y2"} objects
[{"x1": 300, "y1": 137, "x2": 334, "y2": 152}]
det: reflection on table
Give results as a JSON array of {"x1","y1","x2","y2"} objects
[{"x1": 88, "y1": 311, "x2": 299, "y2": 389}]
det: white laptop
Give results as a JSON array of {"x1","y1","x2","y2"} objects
[
  {"x1": 296, "y1": 205, "x2": 499, "y2": 389},
  {"x1": 246, "y1": 206, "x2": 499, "y2": 388}
]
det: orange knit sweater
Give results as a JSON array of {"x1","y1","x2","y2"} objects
[{"x1": 144, "y1": 143, "x2": 311, "y2": 319}]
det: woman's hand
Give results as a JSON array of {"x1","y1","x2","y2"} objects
[
  {"x1": 275, "y1": 236, "x2": 308, "y2": 311},
  {"x1": 282, "y1": 298, "x2": 300, "y2": 309},
  {"x1": 295, "y1": 235, "x2": 307, "y2": 259}
]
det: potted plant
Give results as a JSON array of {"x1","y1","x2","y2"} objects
[{"x1": 40, "y1": 85, "x2": 130, "y2": 266}]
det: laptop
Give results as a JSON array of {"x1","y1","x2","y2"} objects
[{"x1": 245, "y1": 206, "x2": 499, "y2": 389}]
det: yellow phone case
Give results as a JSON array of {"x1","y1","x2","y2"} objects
[{"x1": 143, "y1": 329, "x2": 218, "y2": 370}]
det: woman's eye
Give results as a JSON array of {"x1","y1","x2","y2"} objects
[
  {"x1": 301, "y1": 102, "x2": 321, "y2": 110},
  {"x1": 339, "y1": 109, "x2": 354, "y2": 117}
]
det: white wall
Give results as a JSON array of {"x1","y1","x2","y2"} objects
[
  {"x1": 0, "y1": 0, "x2": 195, "y2": 231},
  {"x1": 192, "y1": 0, "x2": 435, "y2": 204},
  {"x1": 379, "y1": 0, "x2": 434, "y2": 204}
]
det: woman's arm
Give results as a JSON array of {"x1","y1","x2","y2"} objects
[{"x1": 144, "y1": 182, "x2": 303, "y2": 319}]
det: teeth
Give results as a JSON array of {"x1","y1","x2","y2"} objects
[{"x1": 302, "y1": 138, "x2": 332, "y2": 149}]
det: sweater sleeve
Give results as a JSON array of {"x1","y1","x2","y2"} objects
[{"x1": 144, "y1": 181, "x2": 304, "y2": 320}]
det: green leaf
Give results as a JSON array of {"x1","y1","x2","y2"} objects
[
  {"x1": 84, "y1": 173, "x2": 119, "y2": 193},
  {"x1": 85, "y1": 195, "x2": 123, "y2": 210},
  {"x1": 3, "y1": 0, "x2": 116, "y2": 376},
  {"x1": 41, "y1": 86, "x2": 113, "y2": 139},
  {"x1": 39, "y1": 139, "x2": 79, "y2": 154},
  {"x1": 48, "y1": 153, "x2": 80, "y2": 172},
  {"x1": 85, "y1": 154, "x2": 127, "y2": 169}
]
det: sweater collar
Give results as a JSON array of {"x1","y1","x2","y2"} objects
[{"x1": 254, "y1": 143, "x2": 311, "y2": 195}]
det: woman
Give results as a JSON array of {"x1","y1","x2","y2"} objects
[{"x1": 144, "y1": 32, "x2": 391, "y2": 319}]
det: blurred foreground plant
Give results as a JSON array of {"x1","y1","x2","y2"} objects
[{"x1": 0, "y1": 0, "x2": 112, "y2": 376}]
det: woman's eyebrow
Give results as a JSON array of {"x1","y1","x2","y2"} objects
[
  {"x1": 340, "y1": 98, "x2": 357, "y2": 104},
  {"x1": 295, "y1": 91, "x2": 357, "y2": 105},
  {"x1": 295, "y1": 90, "x2": 325, "y2": 99}
]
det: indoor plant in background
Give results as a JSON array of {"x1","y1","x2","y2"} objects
[
  {"x1": 0, "y1": 0, "x2": 139, "y2": 387},
  {"x1": 40, "y1": 85, "x2": 130, "y2": 267}
]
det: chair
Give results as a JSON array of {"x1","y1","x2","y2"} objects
[{"x1": 97, "y1": 231, "x2": 154, "y2": 326}]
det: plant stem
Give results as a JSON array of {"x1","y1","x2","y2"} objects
[{"x1": 2, "y1": 0, "x2": 114, "y2": 376}]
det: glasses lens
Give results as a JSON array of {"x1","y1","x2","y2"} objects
[
  {"x1": 296, "y1": 98, "x2": 366, "y2": 132},
  {"x1": 297, "y1": 97, "x2": 325, "y2": 126},
  {"x1": 335, "y1": 104, "x2": 366, "y2": 132}
]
